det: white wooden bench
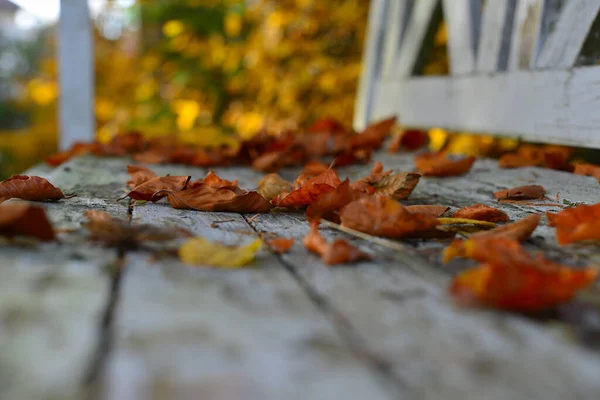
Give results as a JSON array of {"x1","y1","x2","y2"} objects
[{"x1": 5, "y1": 1, "x2": 596, "y2": 399}]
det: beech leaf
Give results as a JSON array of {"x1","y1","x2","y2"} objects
[
  {"x1": 303, "y1": 222, "x2": 369, "y2": 265},
  {"x1": 179, "y1": 238, "x2": 263, "y2": 268},
  {"x1": 494, "y1": 185, "x2": 546, "y2": 201},
  {"x1": 124, "y1": 175, "x2": 191, "y2": 202},
  {"x1": 267, "y1": 237, "x2": 295, "y2": 254},
  {"x1": 452, "y1": 204, "x2": 509, "y2": 222},
  {"x1": 158, "y1": 184, "x2": 272, "y2": 213},
  {"x1": 414, "y1": 153, "x2": 476, "y2": 177},
  {"x1": 0, "y1": 175, "x2": 70, "y2": 204}
]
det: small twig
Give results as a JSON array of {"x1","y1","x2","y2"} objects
[
  {"x1": 437, "y1": 217, "x2": 496, "y2": 228},
  {"x1": 210, "y1": 219, "x2": 236, "y2": 228},
  {"x1": 246, "y1": 214, "x2": 260, "y2": 223}
]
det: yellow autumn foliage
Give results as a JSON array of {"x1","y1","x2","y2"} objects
[{"x1": 179, "y1": 237, "x2": 263, "y2": 268}]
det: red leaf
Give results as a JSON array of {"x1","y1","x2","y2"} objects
[
  {"x1": 547, "y1": 203, "x2": 600, "y2": 245},
  {"x1": 160, "y1": 184, "x2": 272, "y2": 213},
  {"x1": 414, "y1": 153, "x2": 476, "y2": 177},
  {"x1": 267, "y1": 237, "x2": 295, "y2": 254},
  {"x1": 388, "y1": 129, "x2": 429, "y2": 153},
  {"x1": 303, "y1": 222, "x2": 369, "y2": 265},
  {"x1": 0, "y1": 203, "x2": 55, "y2": 241},
  {"x1": 273, "y1": 168, "x2": 341, "y2": 208},
  {"x1": 125, "y1": 175, "x2": 191, "y2": 202},
  {"x1": 452, "y1": 204, "x2": 509, "y2": 222},
  {"x1": 494, "y1": 185, "x2": 546, "y2": 201},
  {"x1": 0, "y1": 175, "x2": 69, "y2": 204}
]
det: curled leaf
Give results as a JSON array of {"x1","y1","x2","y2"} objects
[
  {"x1": 406, "y1": 205, "x2": 449, "y2": 217},
  {"x1": 303, "y1": 222, "x2": 369, "y2": 265},
  {"x1": 547, "y1": 203, "x2": 600, "y2": 245},
  {"x1": 159, "y1": 184, "x2": 272, "y2": 213},
  {"x1": 273, "y1": 168, "x2": 341, "y2": 208},
  {"x1": 349, "y1": 116, "x2": 396, "y2": 150},
  {"x1": 494, "y1": 185, "x2": 546, "y2": 201},
  {"x1": 189, "y1": 169, "x2": 238, "y2": 189},
  {"x1": 267, "y1": 237, "x2": 295, "y2": 254},
  {"x1": 573, "y1": 163, "x2": 600, "y2": 180},
  {"x1": 453, "y1": 204, "x2": 509, "y2": 222},
  {"x1": 257, "y1": 173, "x2": 293, "y2": 201},
  {"x1": 351, "y1": 162, "x2": 420, "y2": 199},
  {"x1": 443, "y1": 214, "x2": 541, "y2": 263},
  {"x1": 306, "y1": 179, "x2": 363, "y2": 222},
  {"x1": 125, "y1": 175, "x2": 191, "y2": 202},
  {"x1": 179, "y1": 238, "x2": 262, "y2": 268},
  {"x1": 388, "y1": 129, "x2": 429, "y2": 153},
  {"x1": 127, "y1": 165, "x2": 157, "y2": 189},
  {"x1": 340, "y1": 196, "x2": 440, "y2": 238},
  {"x1": 0, "y1": 175, "x2": 69, "y2": 204},
  {"x1": 449, "y1": 237, "x2": 598, "y2": 311},
  {"x1": 0, "y1": 203, "x2": 55, "y2": 241},
  {"x1": 414, "y1": 153, "x2": 476, "y2": 177}
]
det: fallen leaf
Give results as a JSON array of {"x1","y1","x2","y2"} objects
[
  {"x1": 351, "y1": 162, "x2": 421, "y2": 199},
  {"x1": 190, "y1": 169, "x2": 238, "y2": 189},
  {"x1": 494, "y1": 185, "x2": 546, "y2": 201},
  {"x1": 273, "y1": 168, "x2": 341, "y2": 208},
  {"x1": 499, "y1": 145, "x2": 573, "y2": 171},
  {"x1": 44, "y1": 142, "x2": 102, "y2": 166},
  {"x1": 388, "y1": 129, "x2": 429, "y2": 153},
  {"x1": 267, "y1": 237, "x2": 295, "y2": 254},
  {"x1": 306, "y1": 179, "x2": 363, "y2": 222},
  {"x1": 449, "y1": 237, "x2": 598, "y2": 311},
  {"x1": 159, "y1": 184, "x2": 272, "y2": 213},
  {"x1": 0, "y1": 175, "x2": 70, "y2": 204},
  {"x1": 444, "y1": 214, "x2": 541, "y2": 263},
  {"x1": 257, "y1": 173, "x2": 293, "y2": 201},
  {"x1": 179, "y1": 237, "x2": 262, "y2": 268},
  {"x1": 303, "y1": 221, "x2": 369, "y2": 265},
  {"x1": 132, "y1": 149, "x2": 170, "y2": 164},
  {"x1": 547, "y1": 203, "x2": 600, "y2": 245},
  {"x1": 573, "y1": 163, "x2": 600, "y2": 180},
  {"x1": 349, "y1": 116, "x2": 396, "y2": 150},
  {"x1": 125, "y1": 175, "x2": 191, "y2": 202},
  {"x1": 452, "y1": 204, "x2": 509, "y2": 222},
  {"x1": 406, "y1": 205, "x2": 449, "y2": 217},
  {"x1": 0, "y1": 203, "x2": 55, "y2": 241},
  {"x1": 307, "y1": 118, "x2": 348, "y2": 135},
  {"x1": 340, "y1": 196, "x2": 440, "y2": 238},
  {"x1": 414, "y1": 153, "x2": 476, "y2": 177},
  {"x1": 127, "y1": 165, "x2": 157, "y2": 188}
]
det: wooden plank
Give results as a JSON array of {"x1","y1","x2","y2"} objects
[
  {"x1": 100, "y1": 163, "x2": 395, "y2": 399},
  {"x1": 536, "y1": 0, "x2": 600, "y2": 68},
  {"x1": 442, "y1": 0, "x2": 482, "y2": 75},
  {"x1": 380, "y1": 0, "x2": 413, "y2": 79},
  {"x1": 372, "y1": 66, "x2": 600, "y2": 149},
  {"x1": 354, "y1": 0, "x2": 388, "y2": 131},
  {"x1": 58, "y1": 0, "x2": 95, "y2": 149},
  {"x1": 508, "y1": 0, "x2": 545, "y2": 70},
  {"x1": 390, "y1": 0, "x2": 440, "y2": 79},
  {"x1": 0, "y1": 156, "x2": 131, "y2": 399},
  {"x1": 477, "y1": 0, "x2": 517, "y2": 72}
]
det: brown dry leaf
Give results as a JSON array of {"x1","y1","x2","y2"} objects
[
  {"x1": 573, "y1": 163, "x2": 600, "y2": 180},
  {"x1": 0, "y1": 175, "x2": 70, "y2": 204},
  {"x1": 303, "y1": 222, "x2": 369, "y2": 265},
  {"x1": 453, "y1": 204, "x2": 509, "y2": 222},
  {"x1": 340, "y1": 196, "x2": 440, "y2": 238},
  {"x1": 132, "y1": 149, "x2": 170, "y2": 164},
  {"x1": 125, "y1": 175, "x2": 191, "y2": 202},
  {"x1": 499, "y1": 145, "x2": 573, "y2": 171},
  {"x1": 349, "y1": 116, "x2": 396, "y2": 150},
  {"x1": 159, "y1": 184, "x2": 272, "y2": 213},
  {"x1": 351, "y1": 162, "x2": 420, "y2": 199},
  {"x1": 0, "y1": 203, "x2": 55, "y2": 241},
  {"x1": 494, "y1": 185, "x2": 546, "y2": 201},
  {"x1": 414, "y1": 153, "x2": 476, "y2": 177},
  {"x1": 406, "y1": 205, "x2": 450, "y2": 217},
  {"x1": 444, "y1": 214, "x2": 541, "y2": 262},
  {"x1": 267, "y1": 237, "x2": 295, "y2": 254},
  {"x1": 306, "y1": 179, "x2": 363, "y2": 222},
  {"x1": 190, "y1": 169, "x2": 238, "y2": 189},
  {"x1": 257, "y1": 173, "x2": 293, "y2": 201},
  {"x1": 547, "y1": 203, "x2": 600, "y2": 245},
  {"x1": 388, "y1": 129, "x2": 429, "y2": 153},
  {"x1": 127, "y1": 165, "x2": 157, "y2": 189},
  {"x1": 449, "y1": 237, "x2": 598, "y2": 311},
  {"x1": 273, "y1": 168, "x2": 341, "y2": 208}
]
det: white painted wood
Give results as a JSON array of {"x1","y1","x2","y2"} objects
[
  {"x1": 536, "y1": 0, "x2": 600, "y2": 68},
  {"x1": 477, "y1": 0, "x2": 517, "y2": 72},
  {"x1": 58, "y1": 0, "x2": 95, "y2": 150},
  {"x1": 508, "y1": 0, "x2": 545, "y2": 70},
  {"x1": 442, "y1": 0, "x2": 482, "y2": 75},
  {"x1": 373, "y1": 66, "x2": 600, "y2": 149},
  {"x1": 354, "y1": 0, "x2": 388, "y2": 131},
  {"x1": 391, "y1": 0, "x2": 440, "y2": 79},
  {"x1": 381, "y1": 0, "x2": 412, "y2": 79}
]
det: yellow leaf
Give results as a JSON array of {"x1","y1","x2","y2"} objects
[{"x1": 179, "y1": 238, "x2": 263, "y2": 268}]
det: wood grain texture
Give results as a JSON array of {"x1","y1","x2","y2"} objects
[
  {"x1": 442, "y1": 0, "x2": 482, "y2": 75},
  {"x1": 373, "y1": 66, "x2": 600, "y2": 149},
  {"x1": 477, "y1": 0, "x2": 517, "y2": 72},
  {"x1": 536, "y1": 0, "x2": 600, "y2": 68}
]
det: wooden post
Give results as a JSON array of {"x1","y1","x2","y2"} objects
[{"x1": 57, "y1": 0, "x2": 95, "y2": 150}]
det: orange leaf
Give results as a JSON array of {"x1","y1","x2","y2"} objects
[
  {"x1": 444, "y1": 214, "x2": 540, "y2": 262},
  {"x1": 257, "y1": 173, "x2": 293, "y2": 201},
  {"x1": 159, "y1": 184, "x2": 272, "y2": 213},
  {"x1": 494, "y1": 185, "x2": 546, "y2": 201},
  {"x1": 303, "y1": 222, "x2": 369, "y2": 265},
  {"x1": 349, "y1": 116, "x2": 396, "y2": 150},
  {"x1": 0, "y1": 203, "x2": 55, "y2": 241},
  {"x1": 132, "y1": 149, "x2": 170, "y2": 164},
  {"x1": 125, "y1": 175, "x2": 191, "y2": 202},
  {"x1": 340, "y1": 196, "x2": 440, "y2": 238},
  {"x1": 452, "y1": 204, "x2": 509, "y2": 222},
  {"x1": 414, "y1": 153, "x2": 476, "y2": 177},
  {"x1": 189, "y1": 169, "x2": 238, "y2": 189},
  {"x1": 273, "y1": 168, "x2": 341, "y2": 208},
  {"x1": 547, "y1": 203, "x2": 600, "y2": 245},
  {"x1": 44, "y1": 142, "x2": 102, "y2": 166},
  {"x1": 267, "y1": 237, "x2": 295, "y2": 254},
  {"x1": 499, "y1": 145, "x2": 573, "y2": 171},
  {"x1": 351, "y1": 162, "x2": 420, "y2": 199},
  {"x1": 0, "y1": 175, "x2": 69, "y2": 204},
  {"x1": 306, "y1": 179, "x2": 363, "y2": 222},
  {"x1": 449, "y1": 237, "x2": 597, "y2": 311},
  {"x1": 573, "y1": 163, "x2": 600, "y2": 180},
  {"x1": 127, "y1": 165, "x2": 157, "y2": 189},
  {"x1": 406, "y1": 205, "x2": 450, "y2": 217}
]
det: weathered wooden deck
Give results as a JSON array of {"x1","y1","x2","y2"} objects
[{"x1": 4, "y1": 154, "x2": 600, "y2": 400}]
